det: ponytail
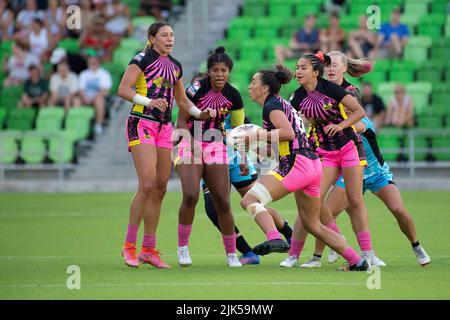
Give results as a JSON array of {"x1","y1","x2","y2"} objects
[
  {"x1": 259, "y1": 64, "x2": 293, "y2": 95},
  {"x1": 328, "y1": 51, "x2": 373, "y2": 78}
]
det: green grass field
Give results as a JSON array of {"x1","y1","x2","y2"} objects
[{"x1": 1, "y1": 191, "x2": 449, "y2": 300}]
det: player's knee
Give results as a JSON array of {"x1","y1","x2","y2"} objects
[
  {"x1": 304, "y1": 221, "x2": 321, "y2": 237},
  {"x1": 213, "y1": 196, "x2": 231, "y2": 214},
  {"x1": 139, "y1": 181, "x2": 155, "y2": 197},
  {"x1": 154, "y1": 184, "x2": 167, "y2": 200},
  {"x1": 347, "y1": 193, "x2": 365, "y2": 208},
  {"x1": 182, "y1": 192, "x2": 199, "y2": 208},
  {"x1": 391, "y1": 205, "x2": 406, "y2": 218}
]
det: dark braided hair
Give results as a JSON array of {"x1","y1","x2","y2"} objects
[{"x1": 301, "y1": 51, "x2": 332, "y2": 79}]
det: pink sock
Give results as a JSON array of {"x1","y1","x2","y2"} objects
[
  {"x1": 342, "y1": 247, "x2": 361, "y2": 266},
  {"x1": 266, "y1": 229, "x2": 281, "y2": 241},
  {"x1": 288, "y1": 239, "x2": 305, "y2": 257},
  {"x1": 222, "y1": 233, "x2": 236, "y2": 255},
  {"x1": 326, "y1": 221, "x2": 341, "y2": 235},
  {"x1": 178, "y1": 224, "x2": 192, "y2": 247},
  {"x1": 142, "y1": 234, "x2": 156, "y2": 249},
  {"x1": 357, "y1": 231, "x2": 372, "y2": 252},
  {"x1": 125, "y1": 224, "x2": 139, "y2": 244}
]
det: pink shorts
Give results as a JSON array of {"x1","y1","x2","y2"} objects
[
  {"x1": 126, "y1": 116, "x2": 173, "y2": 151},
  {"x1": 317, "y1": 140, "x2": 367, "y2": 168},
  {"x1": 269, "y1": 154, "x2": 322, "y2": 197},
  {"x1": 174, "y1": 138, "x2": 228, "y2": 166}
]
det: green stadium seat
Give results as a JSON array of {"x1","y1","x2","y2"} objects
[
  {"x1": 242, "y1": 3, "x2": 267, "y2": 17},
  {"x1": 131, "y1": 16, "x2": 156, "y2": 30},
  {"x1": 432, "y1": 82, "x2": 450, "y2": 94},
  {"x1": 431, "y1": 136, "x2": 450, "y2": 161},
  {"x1": 374, "y1": 59, "x2": 391, "y2": 72},
  {"x1": 430, "y1": 0, "x2": 449, "y2": 14},
  {"x1": 400, "y1": 13, "x2": 421, "y2": 31},
  {"x1": 0, "y1": 85, "x2": 23, "y2": 109},
  {"x1": 0, "y1": 108, "x2": 7, "y2": 129},
  {"x1": 20, "y1": 131, "x2": 47, "y2": 164},
  {"x1": 404, "y1": 0, "x2": 430, "y2": 16},
  {"x1": 239, "y1": 39, "x2": 266, "y2": 62},
  {"x1": 410, "y1": 94, "x2": 429, "y2": 114},
  {"x1": 113, "y1": 48, "x2": 137, "y2": 69},
  {"x1": 389, "y1": 69, "x2": 415, "y2": 83},
  {"x1": 119, "y1": 37, "x2": 143, "y2": 53},
  {"x1": 254, "y1": 19, "x2": 280, "y2": 39},
  {"x1": 268, "y1": 3, "x2": 293, "y2": 17},
  {"x1": 428, "y1": 104, "x2": 450, "y2": 116},
  {"x1": 405, "y1": 82, "x2": 432, "y2": 96},
  {"x1": 57, "y1": 39, "x2": 80, "y2": 54},
  {"x1": 0, "y1": 40, "x2": 13, "y2": 57},
  {"x1": 417, "y1": 65, "x2": 442, "y2": 82},
  {"x1": 362, "y1": 70, "x2": 386, "y2": 87},
  {"x1": 48, "y1": 131, "x2": 76, "y2": 164},
  {"x1": 293, "y1": 3, "x2": 319, "y2": 17},
  {"x1": 377, "y1": 82, "x2": 397, "y2": 96},
  {"x1": 432, "y1": 93, "x2": 450, "y2": 105},
  {"x1": 0, "y1": 130, "x2": 20, "y2": 164},
  {"x1": 35, "y1": 107, "x2": 65, "y2": 134},
  {"x1": 65, "y1": 107, "x2": 94, "y2": 141},
  {"x1": 377, "y1": 132, "x2": 402, "y2": 161},
  {"x1": 6, "y1": 108, "x2": 36, "y2": 131},
  {"x1": 417, "y1": 25, "x2": 443, "y2": 39},
  {"x1": 417, "y1": 115, "x2": 443, "y2": 128},
  {"x1": 405, "y1": 136, "x2": 430, "y2": 161},
  {"x1": 404, "y1": 46, "x2": 428, "y2": 65}
]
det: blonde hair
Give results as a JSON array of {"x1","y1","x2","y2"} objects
[{"x1": 328, "y1": 51, "x2": 373, "y2": 78}]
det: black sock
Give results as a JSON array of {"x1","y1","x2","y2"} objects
[
  {"x1": 278, "y1": 220, "x2": 292, "y2": 240},
  {"x1": 236, "y1": 235, "x2": 253, "y2": 255},
  {"x1": 412, "y1": 241, "x2": 420, "y2": 248},
  {"x1": 313, "y1": 254, "x2": 322, "y2": 259}
]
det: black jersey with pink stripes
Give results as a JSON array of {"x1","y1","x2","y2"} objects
[
  {"x1": 341, "y1": 78, "x2": 360, "y2": 101},
  {"x1": 290, "y1": 78, "x2": 361, "y2": 151},
  {"x1": 186, "y1": 77, "x2": 243, "y2": 141},
  {"x1": 129, "y1": 48, "x2": 183, "y2": 124},
  {"x1": 263, "y1": 94, "x2": 317, "y2": 160}
]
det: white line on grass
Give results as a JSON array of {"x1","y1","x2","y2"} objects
[
  {"x1": 1, "y1": 255, "x2": 449, "y2": 260},
  {"x1": 0, "y1": 281, "x2": 363, "y2": 289}
]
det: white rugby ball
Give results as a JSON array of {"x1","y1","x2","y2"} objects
[{"x1": 227, "y1": 124, "x2": 268, "y2": 154}]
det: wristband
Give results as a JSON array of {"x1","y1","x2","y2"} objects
[
  {"x1": 133, "y1": 94, "x2": 152, "y2": 106},
  {"x1": 189, "y1": 106, "x2": 202, "y2": 118}
]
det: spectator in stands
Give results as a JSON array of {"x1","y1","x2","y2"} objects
[
  {"x1": 139, "y1": 0, "x2": 172, "y2": 21},
  {"x1": 347, "y1": 15, "x2": 379, "y2": 59},
  {"x1": 3, "y1": 42, "x2": 40, "y2": 87},
  {"x1": 384, "y1": 84, "x2": 414, "y2": 128},
  {"x1": 50, "y1": 47, "x2": 88, "y2": 75},
  {"x1": 79, "y1": 55, "x2": 112, "y2": 135},
  {"x1": 49, "y1": 61, "x2": 80, "y2": 109},
  {"x1": 79, "y1": 15, "x2": 117, "y2": 62},
  {"x1": 28, "y1": 18, "x2": 49, "y2": 61},
  {"x1": 378, "y1": 8, "x2": 409, "y2": 59},
  {"x1": 93, "y1": 0, "x2": 131, "y2": 36},
  {"x1": 19, "y1": 65, "x2": 49, "y2": 108},
  {"x1": 44, "y1": 0, "x2": 66, "y2": 49},
  {"x1": 0, "y1": 0, "x2": 14, "y2": 40},
  {"x1": 275, "y1": 14, "x2": 320, "y2": 64},
  {"x1": 361, "y1": 82, "x2": 385, "y2": 130},
  {"x1": 319, "y1": 12, "x2": 345, "y2": 53},
  {"x1": 325, "y1": 0, "x2": 346, "y2": 13},
  {"x1": 14, "y1": 0, "x2": 45, "y2": 45}
]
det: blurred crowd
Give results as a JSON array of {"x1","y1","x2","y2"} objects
[{"x1": 0, "y1": 0, "x2": 176, "y2": 135}]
